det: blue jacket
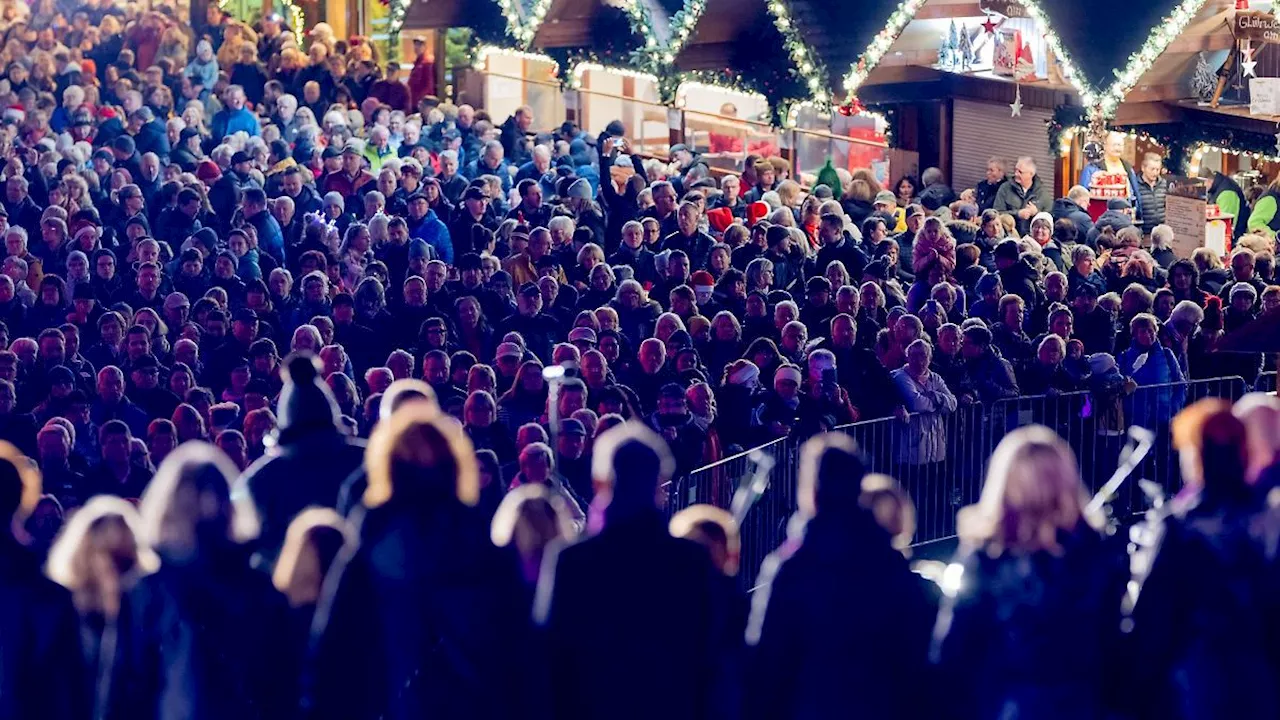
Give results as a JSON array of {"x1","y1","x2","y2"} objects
[
  {"x1": 1119, "y1": 339, "x2": 1185, "y2": 429},
  {"x1": 211, "y1": 106, "x2": 259, "y2": 141},
  {"x1": 1079, "y1": 160, "x2": 1143, "y2": 220},
  {"x1": 409, "y1": 209, "x2": 452, "y2": 264},
  {"x1": 247, "y1": 209, "x2": 285, "y2": 266}
]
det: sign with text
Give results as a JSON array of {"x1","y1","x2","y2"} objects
[
  {"x1": 1165, "y1": 176, "x2": 1208, "y2": 259},
  {"x1": 979, "y1": 0, "x2": 1028, "y2": 19},
  {"x1": 1253, "y1": 77, "x2": 1280, "y2": 116},
  {"x1": 1234, "y1": 10, "x2": 1280, "y2": 42}
]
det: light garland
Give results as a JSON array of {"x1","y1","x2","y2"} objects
[
  {"x1": 1094, "y1": 0, "x2": 1208, "y2": 120},
  {"x1": 1188, "y1": 142, "x2": 1280, "y2": 176},
  {"x1": 495, "y1": 0, "x2": 551, "y2": 46},
  {"x1": 282, "y1": 0, "x2": 305, "y2": 45},
  {"x1": 568, "y1": 61, "x2": 658, "y2": 89},
  {"x1": 766, "y1": 0, "x2": 829, "y2": 105},
  {"x1": 472, "y1": 45, "x2": 560, "y2": 70},
  {"x1": 841, "y1": 0, "x2": 1094, "y2": 109},
  {"x1": 784, "y1": 99, "x2": 891, "y2": 142},
  {"x1": 665, "y1": 0, "x2": 708, "y2": 57},
  {"x1": 1055, "y1": 126, "x2": 1165, "y2": 157}
]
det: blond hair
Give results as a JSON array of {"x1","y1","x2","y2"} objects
[
  {"x1": 272, "y1": 508, "x2": 351, "y2": 607},
  {"x1": 961, "y1": 425, "x2": 1097, "y2": 555},
  {"x1": 669, "y1": 504, "x2": 740, "y2": 575},
  {"x1": 859, "y1": 474, "x2": 915, "y2": 555},
  {"x1": 364, "y1": 405, "x2": 479, "y2": 508},
  {"x1": 46, "y1": 495, "x2": 156, "y2": 618}
]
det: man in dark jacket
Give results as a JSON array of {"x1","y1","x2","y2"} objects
[
  {"x1": 974, "y1": 157, "x2": 1008, "y2": 212},
  {"x1": 1085, "y1": 198, "x2": 1136, "y2": 248},
  {"x1": 1136, "y1": 152, "x2": 1168, "y2": 235},
  {"x1": 916, "y1": 166, "x2": 956, "y2": 212},
  {"x1": 128, "y1": 106, "x2": 170, "y2": 162},
  {"x1": 537, "y1": 422, "x2": 725, "y2": 720},
  {"x1": 995, "y1": 239, "x2": 1044, "y2": 313},
  {"x1": 238, "y1": 352, "x2": 365, "y2": 568},
  {"x1": 0, "y1": 445, "x2": 88, "y2": 720},
  {"x1": 957, "y1": 324, "x2": 1020, "y2": 402},
  {"x1": 661, "y1": 201, "x2": 715, "y2": 271},
  {"x1": 746, "y1": 433, "x2": 933, "y2": 720},
  {"x1": 499, "y1": 106, "x2": 534, "y2": 167},
  {"x1": 993, "y1": 156, "x2": 1054, "y2": 235},
  {"x1": 498, "y1": 283, "x2": 561, "y2": 362},
  {"x1": 814, "y1": 212, "x2": 868, "y2": 281},
  {"x1": 1051, "y1": 186, "x2": 1095, "y2": 243}
]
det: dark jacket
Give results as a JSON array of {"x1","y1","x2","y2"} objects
[
  {"x1": 307, "y1": 495, "x2": 531, "y2": 720},
  {"x1": 537, "y1": 511, "x2": 723, "y2": 720},
  {"x1": 999, "y1": 255, "x2": 1045, "y2": 312},
  {"x1": 974, "y1": 176, "x2": 1007, "y2": 212},
  {"x1": 0, "y1": 535, "x2": 89, "y2": 720},
  {"x1": 993, "y1": 176, "x2": 1053, "y2": 235},
  {"x1": 814, "y1": 237, "x2": 868, "y2": 282},
  {"x1": 746, "y1": 508, "x2": 934, "y2": 720},
  {"x1": 933, "y1": 528, "x2": 1127, "y2": 720},
  {"x1": 1086, "y1": 209, "x2": 1135, "y2": 248},
  {"x1": 120, "y1": 544, "x2": 294, "y2": 720},
  {"x1": 1137, "y1": 175, "x2": 1168, "y2": 232},
  {"x1": 1051, "y1": 197, "x2": 1095, "y2": 244}
]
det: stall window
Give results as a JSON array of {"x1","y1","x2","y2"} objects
[
  {"x1": 791, "y1": 103, "x2": 890, "y2": 186},
  {"x1": 577, "y1": 68, "x2": 667, "y2": 157},
  {"x1": 483, "y1": 53, "x2": 563, "y2": 133},
  {"x1": 677, "y1": 83, "x2": 781, "y2": 172}
]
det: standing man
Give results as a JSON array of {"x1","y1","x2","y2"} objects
[
  {"x1": 407, "y1": 36, "x2": 436, "y2": 105},
  {"x1": 1137, "y1": 152, "x2": 1168, "y2": 236},
  {"x1": 993, "y1": 156, "x2": 1053, "y2": 236}
]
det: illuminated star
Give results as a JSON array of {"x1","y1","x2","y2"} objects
[
  {"x1": 981, "y1": 14, "x2": 998, "y2": 34},
  {"x1": 1010, "y1": 85, "x2": 1023, "y2": 117},
  {"x1": 1244, "y1": 57, "x2": 1259, "y2": 78}
]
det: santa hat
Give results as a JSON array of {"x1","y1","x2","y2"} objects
[
  {"x1": 747, "y1": 201, "x2": 770, "y2": 227},
  {"x1": 728, "y1": 361, "x2": 760, "y2": 387},
  {"x1": 3, "y1": 105, "x2": 24, "y2": 124},
  {"x1": 706, "y1": 206, "x2": 734, "y2": 234},
  {"x1": 690, "y1": 270, "x2": 715, "y2": 290}
]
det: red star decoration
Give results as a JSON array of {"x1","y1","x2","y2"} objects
[{"x1": 981, "y1": 15, "x2": 999, "y2": 34}]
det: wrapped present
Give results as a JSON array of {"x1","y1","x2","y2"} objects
[{"x1": 1089, "y1": 171, "x2": 1130, "y2": 200}]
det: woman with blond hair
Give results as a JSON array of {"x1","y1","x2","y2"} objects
[
  {"x1": 307, "y1": 406, "x2": 528, "y2": 720},
  {"x1": 46, "y1": 496, "x2": 156, "y2": 720},
  {"x1": 120, "y1": 442, "x2": 293, "y2": 720},
  {"x1": 491, "y1": 482, "x2": 577, "y2": 586},
  {"x1": 932, "y1": 425, "x2": 1124, "y2": 720}
]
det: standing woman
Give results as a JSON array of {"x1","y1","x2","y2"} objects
[
  {"x1": 932, "y1": 425, "x2": 1126, "y2": 720},
  {"x1": 119, "y1": 442, "x2": 294, "y2": 720},
  {"x1": 46, "y1": 496, "x2": 156, "y2": 720}
]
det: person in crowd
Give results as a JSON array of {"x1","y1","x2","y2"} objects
[
  {"x1": 747, "y1": 433, "x2": 934, "y2": 718},
  {"x1": 993, "y1": 156, "x2": 1054, "y2": 236},
  {"x1": 933, "y1": 425, "x2": 1126, "y2": 720}
]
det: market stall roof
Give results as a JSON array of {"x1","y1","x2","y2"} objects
[
  {"x1": 402, "y1": 0, "x2": 515, "y2": 42},
  {"x1": 787, "y1": 0, "x2": 901, "y2": 96},
  {"x1": 1035, "y1": 0, "x2": 1186, "y2": 98},
  {"x1": 530, "y1": 0, "x2": 679, "y2": 49}
]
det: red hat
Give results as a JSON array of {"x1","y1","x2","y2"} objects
[
  {"x1": 747, "y1": 201, "x2": 770, "y2": 226},
  {"x1": 97, "y1": 106, "x2": 116, "y2": 120},
  {"x1": 690, "y1": 270, "x2": 715, "y2": 289},
  {"x1": 706, "y1": 206, "x2": 734, "y2": 234},
  {"x1": 195, "y1": 160, "x2": 222, "y2": 183}
]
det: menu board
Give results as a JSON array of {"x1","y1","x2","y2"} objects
[{"x1": 1164, "y1": 176, "x2": 1208, "y2": 259}]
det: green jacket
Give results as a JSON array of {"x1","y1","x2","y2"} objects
[{"x1": 993, "y1": 175, "x2": 1054, "y2": 235}]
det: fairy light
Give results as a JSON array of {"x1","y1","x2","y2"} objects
[
  {"x1": 1187, "y1": 141, "x2": 1280, "y2": 176},
  {"x1": 841, "y1": 0, "x2": 1095, "y2": 108},
  {"x1": 1053, "y1": 126, "x2": 1165, "y2": 157},
  {"x1": 767, "y1": 0, "x2": 830, "y2": 105},
  {"x1": 495, "y1": 0, "x2": 550, "y2": 46},
  {"x1": 472, "y1": 45, "x2": 560, "y2": 70},
  {"x1": 568, "y1": 61, "x2": 658, "y2": 89},
  {"x1": 1094, "y1": 0, "x2": 1208, "y2": 121},
  {"x1": 283, "y1": 0, "x2": 305, "y2": 45},
  {"x1": 665, "y1": 0, "x2": 708, "y2": 59}
]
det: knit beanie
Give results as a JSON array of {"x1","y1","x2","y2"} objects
[
  {"x1": 275, "y1": 352, "x2": 342, "y2": 444},
  {"x1": 567, "y1": 177, "x2": 592, "y2": 200}
]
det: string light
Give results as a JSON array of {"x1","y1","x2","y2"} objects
[
  {"x1": 472, "y1": 45, "x2": 560, "y2": 70},
  {"x1": 1054, "y1": 126, "x2": 1165, "y2": 157},
  {"x1": 1094, "y1": 0, "x2": 1208, "y2": 121},
  {"x1": 568, "y1": 61, "x2": 658, "y2": 89},
  {"x1": 1188, "y1": 142, "x2": 1280, "y2": 176},
  {"x1": 665, "y1": 0, "x2": 708, "y2": 59},
  {"x1": 841, "y1": 0, "x2": 1095, "y2": 109},
  {"x1": 767, "y1": 0, "x2": 830, "y2": 106},
  {"x1": 495, "y1": 0, "x2": 550, "y2": 46},
  {"x1": 283, "y1": 0, "x2": 305, "y2": 45}
]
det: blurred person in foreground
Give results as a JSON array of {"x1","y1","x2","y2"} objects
[
  {"x1": 931, "y1": 425, "x2": 1127, "y2": 720},
  {"x1": 535, "y1": 422, "x2": 727, "y2": 720},
  {"x1": 746, "y1": 432, "x2": 933, "y2": 719},
  {"x1": 0, "y1": 440, "x2": 88, "y2": 720},
  {"x1": 305, "y1": 405, "x2": 530, "y2": 720}
]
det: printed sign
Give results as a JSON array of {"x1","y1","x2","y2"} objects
[
  {"x1": 980, "y1": 0, "x2": 1028, "y2": 19},
  {"x1": 1234, "y1": 10, "x2": 1280, "y2": 42},
  {"x1": 1164, "y1": 176, "x2": 1208, "y2": 259},
  {"x1": 1253, "y1": 77, "x2": 1280, "y2": 115}
]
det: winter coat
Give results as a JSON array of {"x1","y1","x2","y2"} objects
[
  {"x1": 933, "y1": 528, "x2": 1127, "y2": 720},
  {"x1": 537, "y1": 511, "x2": 723, "y2": 720},
  {"x1": 0, "y1": 535, "x2": 89, "y2": 720},
  {"x1": 993, "y1": 176, "x2": 1053, "y2": 235},
  {"x1": 960, "y1": 350, "x2": 1020, "y2": 402},
  {"x1": 1137, "y1": 175, "x2": 1168, "y2": 232},
  {"x1": 120, "y1": 545, "x2": 294, "y2": 720},
  {"x1": 1051, "y1": 197, "x2": 1096, "y2": 244},
  {"x1": 1118, "y1": 339, "x2": 1185, "y2": 430},
  {"x1": 1086, "y1": 209, "x2": 1135, "y2": 248},
  {"x1": 238, "y1": 430, "x2": 366, "y2": 567},
  {"x1": 892, "y1": 367, "x2": 957, "y2": 464},
  {"x1": 974, "y1": 176, "x2": 1007, "y2": 212},
  {"x1": 999, "y1": 255, "x2": 1046, "y2": 311},
  {"x1": 746, "y1": 507, "x2": 935, "y2": 720},
  {"x1": 308, "y1": 492, "x2": 531, "y2": 720}
]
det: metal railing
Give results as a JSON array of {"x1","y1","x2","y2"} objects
[{"x1": 671, "y1": 376, "x2": 1250, "y2": 591}]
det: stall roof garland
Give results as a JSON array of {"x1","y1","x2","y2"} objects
[
  {"x1": 841, "y1": 0, "x2": 1094, "y2": 111},
  {"x1": 1091, "y1": 0, "x2": 1208, "y2": 121}
]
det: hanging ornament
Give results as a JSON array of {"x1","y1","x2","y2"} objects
[
  {"x1": 1010, "y1": 84, "x2": 1023, "y2": 117},
  {"x1": 1015, "y1": 41, "x2": 1036, "y2": 82},
  {"x1": 1243, "y1": 40, "x2": 1259, "y2": 78},
  {"x1": 837, "y1": 98, "x2": 865, "y2": 117},
  {"x1": 981, "y1": 13, "x2": 999, "y2": 35}
]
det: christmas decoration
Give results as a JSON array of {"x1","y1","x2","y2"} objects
[
  {"x1": 1242, "y1": 42, "x2": 1259, "y2": 77},
  {"x1": 1015, "y1": 40, "x2": 1036, "y2": 81},
  {"x1": 1191, "y1": 51, "x2": 1217, "y2": 102},
  {"x1": 1096, "y1": 0, "x2": 1209, "y2": 120},
  {"x1": 283, "y1": 0, "x2": 305, "y2": 45},
  {"x1": 958, "y1": 23, "x2": 973, "y2": 71},
  {"x1": 1273, "y1": 123, "x2": 1280, "y2": 155},
  {"x1": 837, "y1": 98, "x2": 865, "y2": 116},
  {"x1": 1010, "y1": 84, "x2": 1023, "y2": 116},
  {"x1": 938, "y1": 23, "x2": 955, "y2": 69},
  {"x1": 766, "y1": 0, "x2": 831, "y2": 103},
  {"x1": 981, "y1": 14, "x2": 999, "y2": 35}
]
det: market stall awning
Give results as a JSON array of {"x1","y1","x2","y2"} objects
[
  {"x1": 787, "y1": 0, "x2": 901, "y2": 98},
  {"x1": 530, "y1": 0, "x2": 677, "y2": 50},
  {"x1": 402, "y1": 0, "x2": 514, "y2": 44}
]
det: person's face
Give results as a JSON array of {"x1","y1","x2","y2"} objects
[
  {"x1": 1142, "y1": 157, "x2": 1161, "y2": 182},
  {"x1": 98, "y1": 370, "x2": 124, "y2": 403},
  {"x1": 936, "y1": 329, "x2": 959, "y2": 356},
  {"x1": 138, "y1": 267, "x2": 160, "y2": 293},
  {"x1": 906, "y1": 344, "x2": 930, "y2": 375},
  {"x1": 102, "y1": 430, "x2": 130, "y2": 464},
  {"x1": 1134, "y1": 323, "x2": 1156, "y2": 349},
  {"x1": 960, "y1": 334, "x2": 984, "y2": 359},
  {"x1": 1171, "y1": 267, "x2": 1191, "y2": 290},
  {"x1": 986, "y1": 161, "x2": 1003, "y2": 183},
  {"x1": 677, "y1": 207, "x2": 698, "y2": 235},
  {"x1": 518, "y1": 292, "x2": 543, "y2": 316},
  {"x1": 639, "y1": 343, "x2": 664, "y2": 373},
  {"x1": 132, "y1": 364, "x2": 159, "y2": 389},
  {"x1": 1038, "y1": 341, "x2": 1064, "y2": 367},
  {"x1": 670, "y1": 255, "x2": 690, "y2": 282},
  {"x1": 1233, "y1": 294, "x2": 1254, "y2": 313},
  {"x1": 1156, "y1": 294, "x2": 1175, "y2": 319},
  {"x1": 1031, "y1": 222, "x2": 1050, "y2": 243},
  {"x1": 304, "y1": 278, "x2": 325, "y2": 303},
  {"x1": 654, "y1": 186, "x2": 677, "y2": 216},
  {"x1": 1002, "y1": 303, "x2": 1021, "y2": 328},
  {"x1": 1234, "y1": 255, "x2": 1254, "y2": 279},
  {"x1": 458, "y1": 298, "x2": 480, "y2": 327},
  {"x1": 1014, "y1": 161, "x2": 1033, "y2": 186}
]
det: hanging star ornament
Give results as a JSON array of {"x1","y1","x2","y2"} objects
[
  {"x1": 981, "y1": 13, "x2": 998, "y2": 35},
  {"x1": 1244, "y1": 56, "x2": 1259, "y2": 77},
  {"x1": 1010, "y1": 84, "x2": 1023, "y2": 117}
]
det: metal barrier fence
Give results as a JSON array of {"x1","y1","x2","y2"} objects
[{"x1": 670, "y1": 376, "x2": 1250, "y2": 591}]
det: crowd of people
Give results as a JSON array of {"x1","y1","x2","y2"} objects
[{"x1": 4, "y1": 0, "x2": 1280, "y2": 717}]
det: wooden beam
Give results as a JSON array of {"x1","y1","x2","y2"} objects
[
  {"x1": 676, "y1": 43, "x2": 737, "y2": 70},
  {"x1": 402, "y1": 0, "x2": 463, "y2": 29},
  {"x1": 1113, "y1": 101, "x2": 1184, "y2": 126}
]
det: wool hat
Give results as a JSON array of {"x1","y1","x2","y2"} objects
[
  {"x1": 1087, "y1": 352, "x2": 1116, "y2": 374},
  {"x1": 408, "y1": 240, "x2": 430, "y2": 259},
  {"x1": 774, "y1": 365, "x2": 802, "y2": 386},
  {"x1": 874, "y1": 190, "x2": 897, "y2": 206},
  {"x1": 495, "y1": 341, "x2": 523, "y2": 360},
  {"x1": 567, "y1": 327, "x2": 597, "y2": 345},
  {"x1": 728, "y1": 361, "x2": 760, "y2": 387},
  {"x1": 275, "y1": 352, "x2": 343, "y2": 442},
  {"x1": 323, "y1": 192, "x2": 345, "y2": 210},
  {"x1": 163, "y1": 292, "x2": 190, "y2": 310},
  {"x1": 195, "y1": 160, "x2": 221, "y2": 183},
  {"x1": 566, "y1": 177, "x2": 592, "y2": 200},
  {"x1": 747, "y1": 201, "x2": 770, "y2": 226}
]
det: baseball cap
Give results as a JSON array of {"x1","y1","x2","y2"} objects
[
  {"x1": 567, "y1": 327, "x2": 597, "y2": 345},
  {"x1": 518, "y1": 282, "x2": 541, "y2": 297},
  {"x1": 462, "y1": 186, "x2": 487, "y2": 202},
  {"x1": 322, "y1": 145, "x2": 342, "y2": 159},
  {"x1": 1107, "y1": 198, "x2": 1132, "y2": 211},
  {"x1": 231, "y1": 150, "x2": 252, "y2": 165},
  {"x1": 495, "y1": 342, "x2": 523, "y2": 360},
  {"x1": 874, "y1": 190, "x2": 896, "y2": 206},
  {"x1": 560, "y1": 418, "x2": 587, "y2": 436}
]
